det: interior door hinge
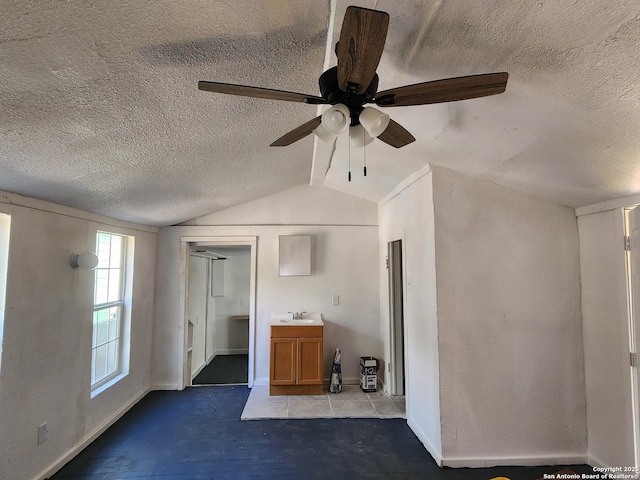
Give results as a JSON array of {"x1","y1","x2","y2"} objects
[
  {"x1": 386, "y1": 256, "x2": 389, "y2": 269},
  {"x1": 631, "y1": 352, "x2": 637, "y2": 368},
  {"x1": 625, "y1": 235, "x2": 631, "y2": 251}
]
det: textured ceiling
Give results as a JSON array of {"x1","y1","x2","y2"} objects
[{"x1": 1, "y1": 1, "x2": 640, "y2": 226}]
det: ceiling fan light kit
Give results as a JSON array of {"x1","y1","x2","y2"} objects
[
  {"x1": 349, "y1": 124, "x2": 375, "y2": 148},
  {"x1": 314, "y1": 123, "x2": 338, "y2": 144},
  {"x1": 359, "y1": 107, "x2": 390, "y2": 138},
  {"x1": 199, "y1": 5, "x2": 508, "y2": 171},
  {"x1": 320, "y1": 103, "x2": 350, "y2": 135}
]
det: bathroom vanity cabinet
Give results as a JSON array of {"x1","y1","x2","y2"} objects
[{"x1": 270, "y1": 323, "x2": 323, "y2": 395}]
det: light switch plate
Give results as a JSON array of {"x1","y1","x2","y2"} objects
[
  {"x1": 332, "y1": 294, "x2": 339, "y2": 305},
  {"x1": 38, "y1": 423, "x2": 48, "y2": 445}
]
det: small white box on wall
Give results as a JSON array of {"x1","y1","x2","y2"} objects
[{"x1": 279, "y1": 235, "x2": 311, "y2": 276}]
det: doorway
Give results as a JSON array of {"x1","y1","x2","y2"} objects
[
  {"x1": 179, "y1": 236, "x2": 257, "y2": 390},
  {"x1": 188, "y1": 246, "x2": 251, "y2": 386},
  {"x1": 388, "y1": 239, "x2": 405, "y2": 396}
]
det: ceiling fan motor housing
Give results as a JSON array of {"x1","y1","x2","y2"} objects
[{"x1": 319, "y1": 66, "x2": 379, "y2": 125}]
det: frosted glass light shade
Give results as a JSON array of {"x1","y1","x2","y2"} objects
[
  {"x1": 349, "y1": 124, "x2": 375, "y2": 148},
  {"x1": 359, "y1": 107, "x2": 390, "y2": 138},
  {"x1": 321, "y1": 103, "x2": 350, "y2": 134},
  {"x1": 70, "y1": 252, "x2": 99, "y2": 270},
  {"x1": 314, "y1": 123, "x2": 338, "y2": 144}
]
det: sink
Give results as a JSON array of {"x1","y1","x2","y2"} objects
[{"x1": 271, "y1": 313, "x2": 324, "y2": 326}]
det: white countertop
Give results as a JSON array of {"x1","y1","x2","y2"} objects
[{"x1": 270, "y1": 313, "x2": 324, "y2": 326}]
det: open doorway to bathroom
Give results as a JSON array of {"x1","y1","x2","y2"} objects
[
  {"x1": 179, "y1": 237, "x2": 257, "y2": 389},
  {"x1": 188, "y1": 245, "x2": 252, "y2": 385}
]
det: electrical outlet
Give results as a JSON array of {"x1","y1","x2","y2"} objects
[
  {"x1": 239, "y1": 300, "x2": 245, "y2": 307},
  {"x1": 37, "y1": 423, "x2": 48, "y2": 445}
]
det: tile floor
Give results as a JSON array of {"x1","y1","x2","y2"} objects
[{"x1": 241, "y1": 384, "x2": 405, "y2": 420}]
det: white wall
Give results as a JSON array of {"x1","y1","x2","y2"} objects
[
  {"x1": 378, "y1": 168, "x2": 442, "y2": 463},
  {"x1": 153, "y1": 186, "x2": 380, "y2": 388},
  {"x1": 432, "y1": 166, "x2": 586, "y2": 466},
  {"x1": 181, "y1": 184, "x2": 378, "y2": 226},
  {"x1": 0, "y1": 191, "x2": 157, "y2": 480},
  {"x1": 213, "y1": 250, "x2": 250, "y2": 355},
  {"x1": 577, "y1": 208, "x2": 635, "y2": 468}
]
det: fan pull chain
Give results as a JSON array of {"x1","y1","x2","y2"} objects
[
  {"x1": 363, "y1": 126, "x2": 367, "y2": 177},
  {"x1": 348, "y1": 132, "x2": 352, "y2": 182}
]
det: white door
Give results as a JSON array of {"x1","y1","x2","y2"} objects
[
  {"x1": 628, "y1": 206, "x2": 640, "y2": 466},
  {"x1": 188, "y1": 255, "x2": 209, "y2": 382}
]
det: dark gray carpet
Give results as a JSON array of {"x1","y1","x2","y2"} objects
[
  {"x1": 51, "y1": 386, "x2": 594, "y2": 479},
  {"x1": 193, "y1": 354, "x2": 248, "y2": 385}
]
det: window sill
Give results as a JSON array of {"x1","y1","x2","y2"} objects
[{"x1": 91, "y1": 372, "x2": 128, "y2": 398}]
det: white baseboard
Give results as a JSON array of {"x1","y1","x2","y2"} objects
[
  {"x1": 253, "y1": 377, "x2": 269, "y2": 386},
  {"x1": 588, "y1": 453, "x2": 616, "y2": 470},
  {"x1": 152, "y1": 383, "x2": 178, "y2": 391},
  {"x1": 441, "y1": 453, "x2": 588, "y2": 468},
  {"x1": 191, "y1": 361, "x2": 206, "y2": 379},
  {"x1": 322, "y1": 377, "x2": 360, "y2": 385},
  {"x1": 407, "y1": 417, "x2": 443, "y2": 466},
  {"x1": 214, "y1": 348, "x2": 249, "y2": 356},
  {"x1": 37, "y1": 385, "x2": 151, "y2": 480},
  {"x1": 253, "y1": 377, "x2": 361, "y2": 388}
]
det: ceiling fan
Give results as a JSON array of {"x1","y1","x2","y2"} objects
[{"x1": 198, "y1": 6, "x2": 508, "y2": 149}]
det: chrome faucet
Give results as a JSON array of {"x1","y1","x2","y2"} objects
[{"x1": 288, "y1": 311, "x2": 306, "y2": 320}]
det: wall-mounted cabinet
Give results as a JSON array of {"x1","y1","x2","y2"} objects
[{"x1": 279, "y1": 235, "x2": 311, "y2": 276}]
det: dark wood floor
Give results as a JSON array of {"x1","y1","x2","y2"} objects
[
  {"x1": 50, "y1": 386, "x2": 592, "y2": 479},
  {"x1": 193, "y1": 354, "x2": 248, "y2": 385}
]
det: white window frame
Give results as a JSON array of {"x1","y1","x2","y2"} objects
[
  {"x1": 91, "y1": 231, "x2": 129, "y2": 391},
  {"x1": 0, "y1": 213, "x2": 10, "y2": 373}
]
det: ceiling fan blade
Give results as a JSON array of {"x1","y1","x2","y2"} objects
[
  {"x1": 336, "y1": 6, "x2": 389, "y2": 94},
  {"x1": 375, "y1": 72, "x2": 509, "y2": 107},
  {"x1": 270, "y1": 116, "x2": 321, "y2": 146},
  {"x1": 378, "y1": 119, "x2": 416, "y2": 148},
  {"x1": 198, "y1": 81, "x2": 328, "y2": 104}
]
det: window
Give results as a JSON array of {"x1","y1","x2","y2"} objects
[
  {"x1": 0, "y1": 213, "x2": 10, "y2": 372},
  {"x1": 92, "y1": 231, "x2": 132, "y2": 390}
]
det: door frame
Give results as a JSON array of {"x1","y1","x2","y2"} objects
[
  {"x1": 178, "y1": 236, "x2": 257, "y2": 389},
  {"x1": 624, "y1": 208, "x2": 640, "y2": 467},
  {"x1": 388, "y1": 239, "x2": 406, "y2": 396}
]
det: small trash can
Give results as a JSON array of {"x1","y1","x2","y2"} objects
[{"x1": 359, "y1": 356, "x2": 378, "y2": 392}]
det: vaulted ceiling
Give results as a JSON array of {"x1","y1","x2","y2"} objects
[{"x1": 2, "y1": 1, "x2": 639, "y2": 226}]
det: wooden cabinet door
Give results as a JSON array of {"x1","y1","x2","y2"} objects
[
  {"x1": 270, "y1": 338, "x2": 296, "y2": 385},
  {"x1": 297, "y1": 338, "x2": 323, "y2": 385}
]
